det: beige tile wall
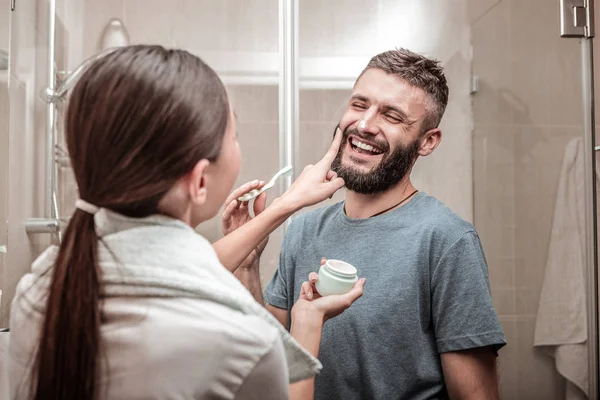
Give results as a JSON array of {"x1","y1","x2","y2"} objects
[{"x1": 471, "y1": 0, "x2": 590, "y2": 398}]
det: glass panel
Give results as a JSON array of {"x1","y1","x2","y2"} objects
[
  {"x1": 473, "y1": 2, "x2": 595, "y2": 398},
  {"x1": 0, "y1": 2, "x2": 9, "y2": 326},
  {"x1": 295, "y1": 0, "x2": 596, "y2": 398},
  {"x1": 65, "y1": 0, "x2": 283, "y2": 285}
]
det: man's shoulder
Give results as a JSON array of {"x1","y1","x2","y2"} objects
[
  {"x1": 394, "y1": 194, "x2": 480, "y2": 259},
  {"x1": 414, "y1": 194, "x2": 476, "y2": 237},
  {"x1": 289, "y1": 202, "x2": 344, "y2": 232}
]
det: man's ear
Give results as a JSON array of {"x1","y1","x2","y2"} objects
[
  {"x1": 188, "y1": 159, "x2": 211, "y2": 205},
  {"x1": 418, "y1": 128, "x2": 442, "y2": 157}
]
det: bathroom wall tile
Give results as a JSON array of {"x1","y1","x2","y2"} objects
[
  {"x1": 2, "y1": 76, "x2": 48, "y2": 325},
  {"x1": 227, "y1": 85, "x2": 278, "y2": 123},
  {"x1": 331, "y1": 0, "x2": 379, "y2": 57},
  {"x1": 59, "y1": 0, "x2": 85, "y2": 70},
  {"x1": 412, "y1": 123, "x2": 473, "y2": 222},
  {"x1": 0, "y1": 1, "x2": 9, "y2": 49},
  {"x1": 123, "y1": 0, "x2": 172, "y2": 47},
  {"x1": 513, "y1": 127, "x2": 582, "y2": 167},
  {"x1": 474, "y1": 195, "x2": 514, "y2": 233},
  {"x1": 171, "y1": 0, "x2": 227, "y2": 52},
  {"x1": 491, "y1": 287, "x2": 515, "y2": 317},
  {"x1": 472, "y1": 132, "x2": 515, "y2": 229},
  {"x1": 236, "y1": 121, "x2": 280, "y2": 186},
  {"x1": 472, "y1": 126, "x2": 515, "y2": 164},
  {"x1": 515, "y1": 287, "x2": 541, "y2": 317},
  {"x1": 513, "y1": 220, "x2": 549, "y2": 296},
  {"x1": 497, "y1": 318, "x2": 518, "y2": 399},
  {"x1": 467, "y1": 0, "x2": 502, "y2": 23},
  {"x1": 299, "y1": 121, "x2": 339, "y2": 168},
  {"x1": 299, "y1": 89, "x2": 351, "y2": 123},
  {"x1": 515, "y1": 317, "x2": 567, "y2": 399},
  {"x1": 513, "y1": 127, "x2": 584, "y2": 298},
  {"x1": 442, "y1": 48, "x2": 472, "y2": 116},
  {"x1": 471, "y1": 0, "x2": 512, "y2": 126},
  {"x1": 11, "y1": 0, "x2": 37, "y2": 84},
  {"x1": 487, "y1": 257, "x2": 515, "y2": 289},
  {"x1": 83, "y1": 0, "x2": 123, "y2": 59},
  {"x1": 298, "y1": 0, "x2": 335, "y2": 57},
  {"x1": 510, "y1": 0, "x2": 583, "y2": 127},
  {"x1": 479, "y1": 224, "x2": 515, "y2": 267},
  {"x1": 225, "y1": 0, "x2": 278, "y2": 53},
  {"x1": 473, "y1": 160, "x2": 514, "y2": 201},
  {"x1": 35, "y1": 0, "x2": 49, "y2": 42},
  {"x1": 376, "y1": 0, "x2": 464, "y2": 58}
]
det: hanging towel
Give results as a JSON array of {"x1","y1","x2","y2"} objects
[{"x1": 534, "y1": 136, "x2": 600, "y2": 398}]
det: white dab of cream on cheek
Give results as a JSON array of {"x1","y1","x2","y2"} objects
[{"x1": 358, "y1": 120, "x2": 366, "y2": 131}]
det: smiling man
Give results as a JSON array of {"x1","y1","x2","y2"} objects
[{"x1": 241, "y1": 48, "x2": 506, "y2": 399}]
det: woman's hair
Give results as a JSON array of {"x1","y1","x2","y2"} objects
[{"x1": 32, "y1": 45, "x2": 230, "y2": 400}]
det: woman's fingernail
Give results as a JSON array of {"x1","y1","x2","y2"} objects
[{"x1": 308, "y1": 291, "x2": 312, "y2": 299}]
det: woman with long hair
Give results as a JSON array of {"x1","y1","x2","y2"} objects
[{"x1": 8, "y1": 45, "x2": 363, "y2": 400}]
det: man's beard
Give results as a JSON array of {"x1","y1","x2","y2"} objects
[{"x1": 331, "y1": 126, "x2": 419, "y2": 195}]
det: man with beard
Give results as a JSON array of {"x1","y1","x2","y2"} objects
[{"x1": 230, "y1": 48, "x2": 506, "y2": 399}]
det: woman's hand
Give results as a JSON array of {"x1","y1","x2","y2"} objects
[
  {"x1": 279, "y1": 128, "x2": 345, "y2": 211},
  {"x1": 222, "y1": 180, "x2": 269, "y2": 266},
  {"x1": 292, "y1": 258, "x2": 365, "y2": 323}
]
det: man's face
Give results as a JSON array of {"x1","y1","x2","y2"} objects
[{"x1": 331, "y1": 68, "x2": 430, "y2": 195}]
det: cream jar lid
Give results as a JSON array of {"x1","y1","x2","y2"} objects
[{"x1": 324, "y1": 260, "x2": 357, "y2": 277}]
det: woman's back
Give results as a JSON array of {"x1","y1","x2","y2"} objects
[{"x1": 9, "y1": 211, "x2": 288, "y2": 399}]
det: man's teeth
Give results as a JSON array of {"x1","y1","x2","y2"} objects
[{"x1": 351, "y1": 138, "x2": 382, "y2": 154}]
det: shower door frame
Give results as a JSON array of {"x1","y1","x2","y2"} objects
[{"x1": 560, "y1": 0, "x2": 599, "y2": 397}]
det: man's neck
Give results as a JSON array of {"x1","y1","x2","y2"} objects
[{"x1": 344, "y1": 178, "x2": 416, "y2": 219}]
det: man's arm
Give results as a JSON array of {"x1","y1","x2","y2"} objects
[
  {"x1": 233, "y1": 257, "x2": 264, "y2": 304},
  {"x1": 440, "y1": 347, "x2": 499, "y2": 400},
  {"x1": 266, "y1": 303, "x2": 289, "y2": 329},
  {"x1": 233, "y1": 254, "x2": 290, "y2": 331}
]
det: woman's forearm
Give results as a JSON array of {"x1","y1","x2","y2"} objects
[
  {"x1": 288, "y1": 310, "x2": 324, "y2": 400},
  {"x1": 213, "y1": 198, "x2": 298, "y2": 272}
]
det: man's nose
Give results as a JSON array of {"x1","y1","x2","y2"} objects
[{"x1": 357, "y1": 108, "x2": 377, "y2": 135}]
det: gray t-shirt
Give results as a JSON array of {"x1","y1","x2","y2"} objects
[{"x1": 264, "y1": 192, "x2": 506, "y2": 400}]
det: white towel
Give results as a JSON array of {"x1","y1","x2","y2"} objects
[
  {"x1": 534, "y1": 136, "x2": 599, "y2": 398},
  {"x1": 19, "y1": 208, "x2": 322, "y2": 384}
]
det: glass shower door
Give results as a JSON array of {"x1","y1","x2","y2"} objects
[
  {"x1": 0, "y1": 1, "x2": 10, "y2": 327},
  {"x1": 292, "y1": 0, "x2": 599, "y2": 398},
  {"x1": 472, "y1": 1, "x2": 598, "y2": 398},
  {"x1": 71, "y1": 0, "x2": 285, "y2": 285}
]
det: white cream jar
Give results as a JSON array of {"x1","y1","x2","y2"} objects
[{"x1": 315, "y1": 259, "x2": 358, "y2": 296}]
